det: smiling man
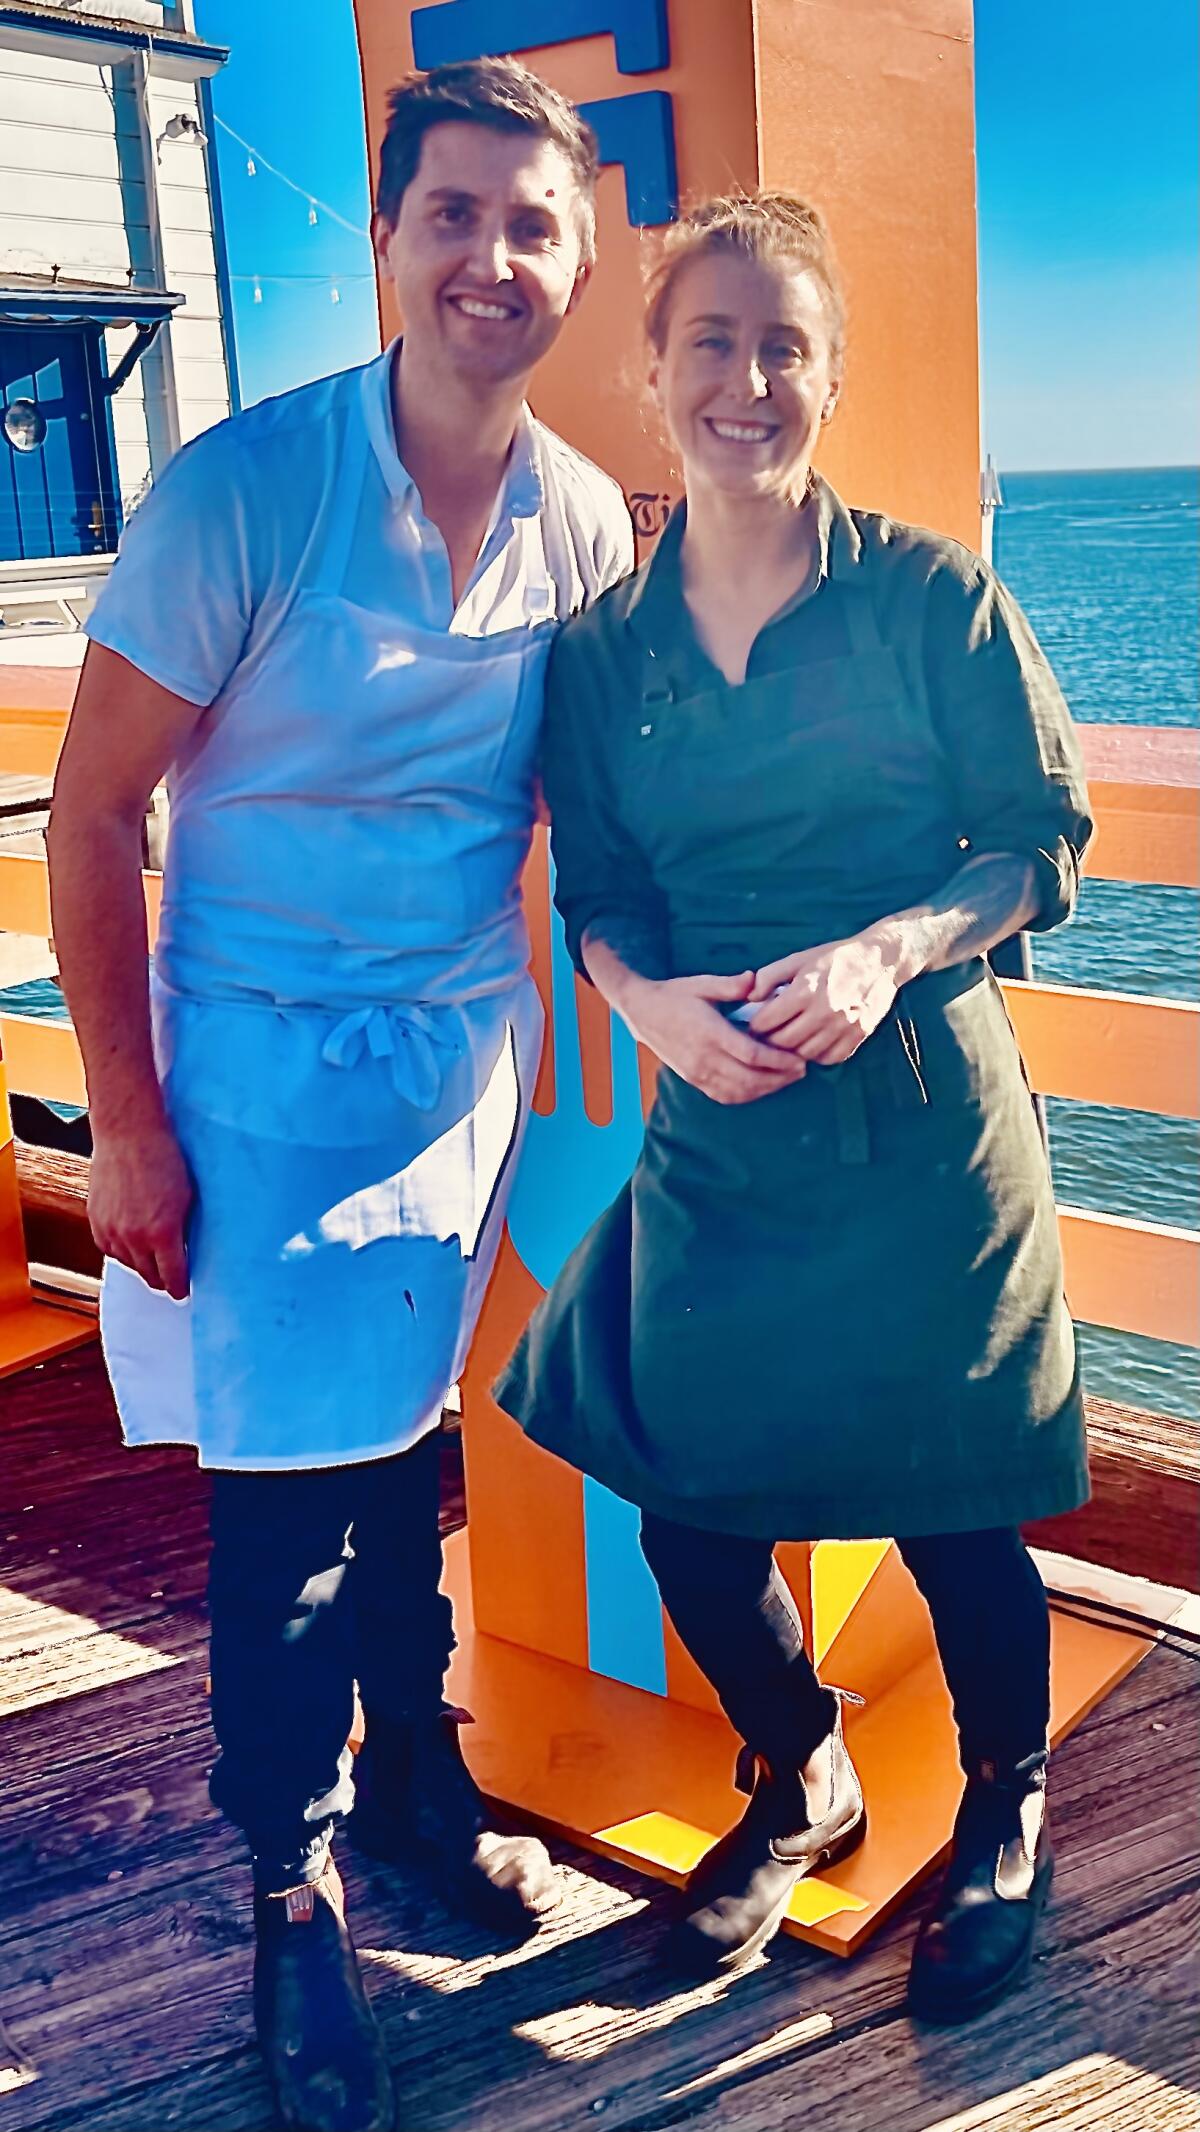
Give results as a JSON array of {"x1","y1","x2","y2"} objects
[{"x1": 48, "y1": 61, "x2": 631, "y2": 2132}]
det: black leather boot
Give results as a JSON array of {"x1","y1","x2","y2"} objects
[
  {"x1": 348, "y1": 1710, "x2": 559, "y2": 1939},
  {"x1": 908, "y1": 1753, "x2": 1053, "y2": 2024},
  {"x1": 668, "y1": 1693, "x2": 867, "y2": 1978},
  {"x1": 253, "y1": 1857, "x2": 395, "y2": 2132}
]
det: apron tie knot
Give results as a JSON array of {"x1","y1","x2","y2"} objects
[{"x1": 321, "y1": 1004, "x2": 460, "y2": 1112}]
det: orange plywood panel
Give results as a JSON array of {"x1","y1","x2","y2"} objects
[
  {"x1": 1059, "y1": 1205, "x2": 1199, "y2": 1348},
  {"x1": 0, "y1": 851, "x2": 52, "y2": 938},
  {"x1": 1080, "y1": 732, "x2": 1200, "y2": 887},
  {"x1": 0, "y1": 851, "x2": 161, "y2": 945},
  {"x1": 0, "y1": 1051, "x2": 94, "y2": 1364},
  {"x1": 459, "y1": 1235, "x2": 590, "y2": 1670},
  {"x1": 0, "y1": 1015, "x2": 86, "y2": 1108},
  {"x1": 755, "y1": 0, "x2": 981, "y2": 548},
  {"x1": 352, "y1": 1, "x2": 761, "y2": 546},
  {"x1": 1084, "y1": 781, "x2": 1199, "y2": 888},
  {"x1": 443, "y1": 1531, "x2": 1152, "y2": 1956},
  {"x1": 351, "y1": 4, "x2": 754, "y2": 550},
  {"x1": 0, "y1": 707, "x2": 69, "y2": 780},
  {"x1": 1002, "y1": 981, "x2": 1199, "y2": 1119}
]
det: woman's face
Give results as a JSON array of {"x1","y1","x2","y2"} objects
[{"x1": 653, "y1": 249, "x2": 841, "y2": 506}]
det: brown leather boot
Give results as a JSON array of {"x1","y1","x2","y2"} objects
[
  {"x1": 253, "y1": 1857, "x2": 395, "y2": 2131},
  {"x1": 669, "y1": 1694, "x2": 867, "y2": 1977},
  {"x1": 348, "y1": 1711, "x2": 559, "y2": 1940}
]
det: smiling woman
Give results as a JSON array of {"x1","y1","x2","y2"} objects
[{"x1": 495, "y1": 185, "x2": 1095, "y2": 2018}]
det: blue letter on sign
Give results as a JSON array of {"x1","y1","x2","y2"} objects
[
  {"x1": 412, "y1": 0, "x2": 669, "y2": 76},
  {"x1": 581, "y1": 91, "x2": 677, "y2": 227}
]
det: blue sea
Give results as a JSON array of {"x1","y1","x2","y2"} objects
[
  {"x1": 4, "y1": 468, "x2": 1196, "y2": 1418},
  {"x1": 995, "y1": 466, "x2": 1198, "y2": 1420}
]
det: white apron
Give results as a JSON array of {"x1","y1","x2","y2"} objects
[{"x1": 101, "y1": 409, "x2": 548, "y2": 1469}]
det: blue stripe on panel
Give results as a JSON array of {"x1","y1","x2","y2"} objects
[{"x1": 584, "y1": 1475, "x2": 667, "y2": 1696}]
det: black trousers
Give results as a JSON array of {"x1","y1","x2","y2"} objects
[
  {"x1": 207, "y1": 1430, "x2": 454, "y2": 1894},
  {"x1": 640, "y1": 1514, "x2": 1051, "y2": 1776}
]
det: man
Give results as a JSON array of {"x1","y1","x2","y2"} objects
[{"x1": 49, "y1": 60, "x2": 631, "y2": 2132}]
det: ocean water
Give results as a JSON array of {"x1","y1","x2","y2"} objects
[
  {"x1": 995, "y1": 466, "x2": 1198, "y2": 1419},
  {"x1": 4, "y1": 469, "x2": 1196, "y2": 1418}
]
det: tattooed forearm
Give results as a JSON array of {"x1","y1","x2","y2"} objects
[{"x1": 870, "y1": 852, "x2": 1041, "y2": 986}]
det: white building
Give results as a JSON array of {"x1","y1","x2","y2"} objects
[{"x1": 0, "y1": 0, "x2": 235, "y2": 664}]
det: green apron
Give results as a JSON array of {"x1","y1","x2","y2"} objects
[{"x1": 496, "y1": 572, "x2": 1088, "y2": 1541}]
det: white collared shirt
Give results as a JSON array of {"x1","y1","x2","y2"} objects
[{"x1": 89, "y1": 337, "x2": 633, "y2": 707}]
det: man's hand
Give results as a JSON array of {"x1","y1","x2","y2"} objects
[
  {"x1": 88, "y1": 1115, "x2": 194, "y2": 1300},
  {"x1": 748, "y1": 929, "x2": 903, "y2": 1065},
  {"x1": 621, "y1": 970, "x2": 807, "y2": 1105}
]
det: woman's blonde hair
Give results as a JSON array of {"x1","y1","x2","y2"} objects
[{"x1": 644, "y1": 192, "x2": 847, "y2": 367}]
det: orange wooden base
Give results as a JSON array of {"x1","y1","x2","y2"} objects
[
  {"x1": 0, "y1": 1291, "x2": 96, "y2": 1380},
  {"x1": 444, "y1": 1529, "x2": 1154, "y2": 1957}
]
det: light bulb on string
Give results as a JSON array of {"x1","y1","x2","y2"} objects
[
  {"x1": 246, "y1": 155, "x2": 257, "y2": 176},
  {"x1": 252, "y1": 279, "x2": 263, "y2": 304},
  {"x1": 330, "y1": 283, "x2": 341, "y2": 304},
  {"x1": 308, "y1": 201, "x2": 318, "y2": 226}
]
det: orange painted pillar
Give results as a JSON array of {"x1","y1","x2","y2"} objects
[{"x1": 351, "y1": 0, "x2": 1154, "y2": 1953}]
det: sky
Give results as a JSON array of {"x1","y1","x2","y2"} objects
[{"x1": 196, "y1": 0, "x2": 1198, "y2": 471}]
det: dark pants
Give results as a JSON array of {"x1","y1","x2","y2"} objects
[
  {"x1": 640, "y1": 1514, "x2": 1050, "y2": 1775},
  {"x1": 207, "y1": 1430, "x2": 454, "y2": 1894}
]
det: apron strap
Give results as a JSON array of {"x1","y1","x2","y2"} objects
[{"x1": 315, "y1": 408, "x2": 371, "y2": 598}]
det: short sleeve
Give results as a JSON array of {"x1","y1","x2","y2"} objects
[
  {"x1": 86, "y1": 421, "x2": 256, "y2": 707},
  {"x1": 922, "y1": 557, "x2": 1094, "y2": 931},
  {"x1": 542, "y1": 622, "x2": 671, "y2": 980}
]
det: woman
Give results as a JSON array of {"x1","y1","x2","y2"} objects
[{"x1": 495, "y1": 194, "x2": 1093, "y2": 2022}]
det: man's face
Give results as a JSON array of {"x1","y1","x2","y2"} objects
[{"x1": 373, "y1": 122, "x2": 591, "y2": 389}]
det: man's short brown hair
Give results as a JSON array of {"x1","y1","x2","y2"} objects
[{"x1": 376, "y1": 58, "x2": 600, "y2": 264}]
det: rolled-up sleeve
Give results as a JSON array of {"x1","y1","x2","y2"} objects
[
  {"x1": 541, "y1": 624, "x2": 671, "y2": 980},
  {"x1": 923, "y1": 557, "x2": 1094, "y2": 931}
]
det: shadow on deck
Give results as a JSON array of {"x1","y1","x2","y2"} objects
[{"x1": 1, "y1": 1348, "x2": 1197, "y2": 2132}]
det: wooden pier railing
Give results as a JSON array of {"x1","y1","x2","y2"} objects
[{"x1": 0, "y1": 681, "x2": 1196, "y2": 1579}]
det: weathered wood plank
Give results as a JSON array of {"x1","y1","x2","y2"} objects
[
  {"x1": 1028, "y1": 1395, "x2": 1199, "y2": 1593},
  {"x1": 0, "y1": 1693, "x2": 1194, "y2": 2132},
  {"x1": 2, "y1": 1339, "x2": 1198, "y2": 2132}
]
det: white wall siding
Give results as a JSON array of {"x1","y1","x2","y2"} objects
[{"x1": 0, "y1": 37, "x2": 230, "y2": 548}]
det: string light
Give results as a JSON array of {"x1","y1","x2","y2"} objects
[
  {"x1": 252, "y1": 279, "x2": 263, "y2": 304},
  {"x1": 308, "y1": 201, "x2": 318, "y2": 226},
  {"x1": 330, "y1": 284, "x2": 341, "y2": 304},
  {"x1": 214, "y1": 114, "x2": 370, "y2": 237}
]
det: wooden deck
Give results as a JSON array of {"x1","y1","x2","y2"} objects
[{"x1": 1, "y1": 1346, "x2": 1197, "y2": 2132}]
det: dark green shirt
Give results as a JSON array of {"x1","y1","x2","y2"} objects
[{"x1": 541, "y1": 474, "x2": 1093, "y2": 981}]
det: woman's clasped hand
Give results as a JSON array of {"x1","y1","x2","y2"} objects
[
  {"x1": 746, "y1": 925, "x2": 904, "y2": 1065},
  {"x1": 620, "y1": 967, "x2": 807, "y2": 1104}
]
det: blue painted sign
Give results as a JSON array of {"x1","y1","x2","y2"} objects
[
  {"x1": 412, "y1": 0, "x2": 669, "y2": 75},
  {"x1": 411, "y1": 0, "x2": 679, "y2": 228}
]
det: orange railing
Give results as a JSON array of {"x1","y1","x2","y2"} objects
[{"x1": 0, "y1": 682, "x2": 1196, "y2": 1363}]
